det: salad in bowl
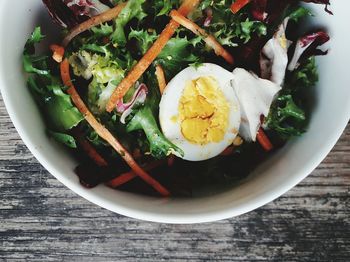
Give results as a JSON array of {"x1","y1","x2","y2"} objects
[{"x1": 23, "y1": 0, "x2": 331, "y2": 197}]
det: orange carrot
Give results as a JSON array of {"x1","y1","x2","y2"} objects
[
  {"x1": 60, "y1": 58, "x2": 170, "y2": 196},
  {"x1": 50, "y1": 44, "x2": 65, "y2": 63},
  {"x1": 107, "y1": 172, "x2": 136, "y2": 188},
  {"x1": 107, "y1": 160, "x2": 165, "y2": 188},
  {"x1": 167, "y1": 155, "x2": 175, "y2": 167},
  {"x1": 177, "y1": 0, "x2": 201, "y2": 14},
  {"x1": 155, "y1": 64, "x2": 167, "y2": 94},
  {"x1": 106, "y1": 0, "x2": 201, "y2": 112},
  {"x1": 106, "y1": 20, "x2": 179, "y2": 112},
  {"x1": 221, "y1": 146, "x2": 235, "y2": 156},
  {"x1": 62, "y1": 2, "x2": 127, "y2": 47},
  {"x1": 257, "y1": 128, "x2": 273, "y2": 152},
  {"x1": 155, "y1": 65, "x2": 175, "y2": 167},
  {"x1": 170, "y1": 10, "x2": 234, "y2": 65},
  {"x1": 231, "y1": 0, "x2": 251, "y2": 14},
  {"x1": 156, "y1": 65, "x2": 175, "y2": 167},
  {"x1": 78, "y1": 138, "x2": 108, "y2": 167},
  {"x1": 71, "y1": 128, "x2": 108, "y2": 167}
]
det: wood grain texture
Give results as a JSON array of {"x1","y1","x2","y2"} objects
[{"x1": 0, "y1": 95, "x2": 349, "y2": 261}]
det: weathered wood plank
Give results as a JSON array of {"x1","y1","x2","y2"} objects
[{"x1": 0, "y1": 95, "x2": 349, "y2": 261}]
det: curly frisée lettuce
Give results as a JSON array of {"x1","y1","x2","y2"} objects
[
  {"x1": 196, "y1": 0, "x2": 268, "y2": 46},
  {"x1": 266, "y1": 57, "x2": 318, "y2": 139},
  {"x1": 110, "y1": 0, "x2": 147, "y2": 46},
  {"x1": 23, "y1": 0, "x2": 332, "y2": 196},
  {"x1": 69, "y1": 50, "x2": 125, "y2": 113}
]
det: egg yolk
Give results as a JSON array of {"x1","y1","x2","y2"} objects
[{"x1": 178, "y1": 76, "x2": 230, "y2": 145}]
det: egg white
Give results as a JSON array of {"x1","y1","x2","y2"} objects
[{"x1": 159, "y1": 63, "x2": 241, "y2": 161}]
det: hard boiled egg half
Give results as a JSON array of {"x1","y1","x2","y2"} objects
[{"x1": 159, "y1": 63, "x2": 241, "y2": 161}]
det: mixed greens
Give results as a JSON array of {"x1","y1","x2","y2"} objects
[{"x1": 24, "y1": 0, "x2": 331, "y2": 196}]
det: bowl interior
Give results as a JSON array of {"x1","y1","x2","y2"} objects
[{"x1": 0, "y1": 0, "x2": 349, "y2": 223}]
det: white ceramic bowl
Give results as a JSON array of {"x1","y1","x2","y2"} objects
[{"x1": 0, "y1": 0, "x2": 349, "y2": 224}]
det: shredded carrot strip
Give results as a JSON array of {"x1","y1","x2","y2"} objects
[
  {"x1": 60, "y1": 59, "x2": 170, "y2": 196},
  {"x1": 78, "y1": 138, "x2": 108, "y2": 167},
  {"x1": 71, "y1": 128, "x2": 108, "y2": 167},
  {"x1": 62, "y1": 2, "x2": 127, "y2": 47},
  {"x1": 107, "y1": 160, "x2": 165, "y2": 188},
  {"x1": 231, "y1": 0, "x2": 251, "y2": 14},
  {"x1": 157, "y1": 66, "x2": 176, "y2": 167},
  {"x1": 106, "y1": 20, "x2": 179, "y2": 112},
  {"x1": 106, "y1": 0, "x2": 201, "y2": 112},
  {"x1": 107, "y1": 172, "x2": 136, "y2": 188},
  {"x1": 155, "y1": 64, "x2": 167, "y2": 94},
  {"x1": 170, "y1": 10, "x2": 234, "y2": 65},
  {"x1": 221, "y1": 146, "x2": 235, "y2": 156},
  {"x1": 167, "y1": 155, "x2": 175, "y2": 167},
  {"x1": 155, "y1": 66, "x2": 175, "y2": 166},
  {"x1": 50, "y1": 44, "x2": 65, "y2": 63},
  {"x1": 177, "y1": 0, "x2": 201, "y2": 14},
  {"x1": 257, "y1": 128, "x2": 273, "y2": 152}
]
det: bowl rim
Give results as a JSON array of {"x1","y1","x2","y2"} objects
[{"x1": 0, "y1": 1, "x2": 350, "y2": 224}]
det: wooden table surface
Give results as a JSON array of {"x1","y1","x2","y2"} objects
[{"x1": 0, "y1": 94, "x2": 349, "y2": 261}]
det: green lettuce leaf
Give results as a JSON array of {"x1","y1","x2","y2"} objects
[
  {"x1": 288, "y1": 57, "x2": 319, "y2": 89},
  {"x1": 129, "y1": 28, "x2": 157, "y2": 55},
  {"x1": 23, "y1": 27, "x2": 50, "y2": 76},
  {"x1": 288, "y1": 6, "x2": 313, "y2": 22},
  {"x1": 45, "y1": 85, "x2": 84, "y2": 130},
  {"x1": 24, "y1": 27, "x2": 83, "y2": 132},
  {"x1": 152, "y1": 0, "x2": 178, "y2": 16},
  {"x1": 48, "y1": 130, "x2": 77, "y2": 148},
  {"x1": 90, "y1": 23, "x2": 114, "y2": 38},
  {"x1": 266, "y1": 57, "x2": 318, "y2": 139},
  {"x1": 126, "y1": 72, "x2": 184, "y2": 159},
  {"x1": 266, "y1": 94, "x2": 306, "y2": 138},
  {"x1": 111, "y1": 0, "x2": 147, "y2": 46},
  {"x1": 157, "y1": 36, "x2": 200, "y2": 78},
  {"x1": 197, "y1": 0, "x2": 267, "y2": 46},
  {"x1": 127, "y1": 105, "x2": 184, "y2": 159},
  {"x1": 25, "y1": 27, "x2": 45, "y2": 46}
]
